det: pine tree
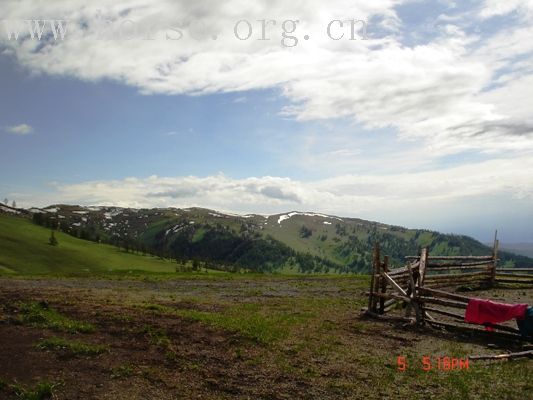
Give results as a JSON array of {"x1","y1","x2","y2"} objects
[
  {"x1": 192, "y1": 259, "x2": 200, "y2": 271},
  {"x1": 11, "y1": 200, "x2": 16, "y2": 208},
  {"x1": 49, "y1": 230, "x2": 59, "y2": 246},
  {"x1": 3, "y1": 198, "x2": 7, "y2": 205}
]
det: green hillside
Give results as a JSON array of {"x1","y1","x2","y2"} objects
[
  {"x1": 22, "y1": 205, "x2": 533, "y2": 274},
  {"x1": 0, "y1": 214, "x2": 175, "y2": 275}
]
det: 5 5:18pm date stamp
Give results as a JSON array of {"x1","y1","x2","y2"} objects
[{"x1": 397, "y1": 356, "x2": 469, "y2": 372}]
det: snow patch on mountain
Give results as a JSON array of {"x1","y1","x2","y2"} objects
[
  {"x1": 277, "y1": 212, "x2": 342, "y2": 225},
  {"x1": 165, "y1": 224, "x2": 185, "y2": 236},
  {"x1": 104, "y1": 209, "x2": 122, "y2": 219},
  {"x1": 0, "y1": 205, "x2": 20, "y2": 214},
  {"x1": 277, "y1": 214, "x2": 291, "y2": 224}
]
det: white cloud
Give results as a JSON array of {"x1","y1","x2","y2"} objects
[
  {"x1": 3, "y1": 0, "x2": 533, "y2": 157},
  {"x1": 479, "y1": 0, "x2": 533, "y2": 19},
  {"x1": 31, "y1": 153, "x2": 532, "y2": 217},
  {"x1": 5, "y1": 123, "x2": 34, "y2": 135}
]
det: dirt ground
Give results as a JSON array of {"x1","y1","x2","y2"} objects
[{"x1": 0, "y1": 276, "x2": 532, "y2": 399}]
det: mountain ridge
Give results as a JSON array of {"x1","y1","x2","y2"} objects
[{"x1": 4, "y1": 203, "x2": 532, "y2": 273}]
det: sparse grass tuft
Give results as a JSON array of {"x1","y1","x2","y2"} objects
[
  {"x1": 165, "y1": 350, "x2": 179, "y2": 362},
  {"x1": 139, "y1": 303, "x2": 169, "y2": 313},
  {"x1": 143, "y1": 325, "x2": 171, "y2": 348},
  {"x1": 18, "y1": 302, "x2": 94, "y2": 333},
  {"x1": 36, "y1": 337, "x2": 108, "y2": 356},
  {"x1": 12, "y1": 381, "x2": 55, "y2": 400},
  {"x1": 111, "y1": 364, "x2": 135, "y2": 379}
]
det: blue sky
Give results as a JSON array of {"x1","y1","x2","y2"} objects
[
  {"x1": 1, "y1": 0, "x2": 533, "y2": 242},
  {"x1": 0, "y1": 57, "x2": 293, "y2": 181}
]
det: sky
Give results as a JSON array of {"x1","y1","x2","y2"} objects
[{"x1": 0, "y1": 0, "x2": 532, "y2": 243}]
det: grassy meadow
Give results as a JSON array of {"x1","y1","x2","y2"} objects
[{"x1": 0, "y1": 213, "x2": 531, "y2": 399}]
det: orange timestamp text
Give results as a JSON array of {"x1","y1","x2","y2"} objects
[{"x1": 397, "y1": 355, "x2": 469, "y2": 372}]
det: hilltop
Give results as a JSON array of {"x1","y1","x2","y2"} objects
[{"x1": 4, "y1": 204, "x2": 529, "y2": 274}]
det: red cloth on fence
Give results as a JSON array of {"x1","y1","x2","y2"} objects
[{"x1": 464, "y1": 299, "x2": 527, "y2": 330}]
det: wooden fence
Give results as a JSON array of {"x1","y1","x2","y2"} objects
[{"x1": 364, "y1": 237, "x2": 533, "y2": 340}]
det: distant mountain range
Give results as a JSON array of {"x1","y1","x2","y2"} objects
[
  {"x1": 497, "y1": 243, "x2": 533, "y2": 259},
  {"x1": 2, "y1": 203, "x2": 532, "y2": 273}
]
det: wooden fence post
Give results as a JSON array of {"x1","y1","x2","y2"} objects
[
  {"x1": 491, "y1": 230, "x2": 498, "y2": 286},
  {"x1": 418, "y1": 248, "x2": 428, "y2": 286},
  {"x1": 370, "y1": 243, "x2": 381, "y2": 313},
  {"x1": 368, "y1": 243, "x2": 378, "y2": 313},
  {"x1": 416, "y1": 248, "x2": 429, "y2": 325},
  {"x1": 379, "y1": 256, "x2": 389, "y2": 314},
  {"x1": 405, "y1": 259, "x2": 418, "y2": 318}
]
